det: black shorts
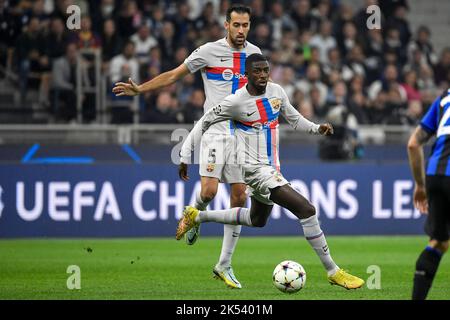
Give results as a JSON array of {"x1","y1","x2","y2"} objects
[{"x1": 425, "y1": 175, "x2": 450, "y2": 241}]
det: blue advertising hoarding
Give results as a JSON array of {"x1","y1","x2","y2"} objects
[{"x1": 0, "y1": 163, "x2": 425, "y2": 237}]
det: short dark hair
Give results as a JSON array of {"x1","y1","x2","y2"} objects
[
  {"x1": 245, "y1": 53, "x2": 268, "y2": 72},
  {"x1": 226, "y1": 4, "x2": 251, "y2": 22}
]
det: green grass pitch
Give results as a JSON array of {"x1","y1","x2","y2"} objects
[{"x1": 0, "y1": 236, "x2": 449, "y2": 300}]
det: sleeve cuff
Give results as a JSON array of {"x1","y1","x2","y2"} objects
[{"x1": 420, "y1": 122, "x2": 435, "y2": 134}]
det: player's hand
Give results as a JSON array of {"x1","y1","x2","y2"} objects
[
  {"x1": 179, "y1": 162, "x2": 189, "y2": 181},
  {"x1": 112, "y1": 78, "x2": 140, "y2": 96},
  {"x1": 413, "y1": 184, "x2": 428, "y2": 214},
  {"x1": 318, "y1": 123, "x2": 334, "y2": 136}
]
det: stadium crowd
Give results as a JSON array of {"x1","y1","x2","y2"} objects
[{"x1": 0, "y1": 0, "x2": 449, "y2": 124}]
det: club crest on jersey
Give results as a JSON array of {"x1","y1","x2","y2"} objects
[
  {"x1": 269, "y1": 98, "x2": 282, "y2": 110},
  {"x1": 206, "y1": 164, "x2": 215, "y2": 172}
]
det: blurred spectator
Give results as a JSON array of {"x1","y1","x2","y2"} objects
[
  {"x1": 116, "y1": 0, "x2": 143, "y2": 39},
  {"x1": 158, "y1": 21, "x2": 177, "y2": 71},
  {"x1": 319, "y1": 104, "x2": 363, "y2": 160},
  {"x1": 249, "y1": 0, "x2": 266, "y2": 30},
  {"x1": 348, "y1": 91, "x2": 370, "y2": 124},
  {"x1": 310, "y1": 20, "x2": 336, "y2": 64},
  {"x1": 403, "y1": 99, "x2": 423, "y2": 125},
  {"x1": 109, "y1": 41, "x2": 139, "y2": 85},
  {"x1": 193, "y1": 1, "x2": 216, "y2": 31},
  {"x1": 294, "y1": 88, "x2": 318, "y2": 121},
  {"x1": 131, "y1": 24, "x2": 157, "y2": 65},
  {"x1": 268, "y1": 1, "x2": 296, "y2": 48},
  {"x1": 217, "y1": 0, "x2": 230, "y2": 26},
  {"x1": 342, "y1": 45, "x2": 367, "y2": 82},
  {"x1": 176, "y1": 73, "x2": 196, "y2": 106},
  {"x1": 148, "y1": 5, "x2": 165, "y2": 39},
  {"x1": 50, "y1": 43, "x2": 84, "y2": 121},
  {"x1": 434, "y1": 47, "x2": 450, "y2": 88},
  {"x1": 181, "y1": 89, "x2": 206, "y2": 123},
  {"x1": 368, "y1": 64, "x2": 407, "y2": 103},
  {"x1": 290, "y1": 48, "x2": 307, "y2": 79},
  {"x1": 327, "y1": 80, "x2": 348, "y2": 107},
  {"x1": 142, "y1": 91, "x2": 179, "y2": 123},
  {"x1": 279, "y1": 66, "x2": 296, "y2": 100},
  {"x1": 385, "y1": 4, "x2": 411, "y2": 47},
  {"x1": 400, "y1": 69, "x2": 421, "y2": 102},
  {"x1": 15, "y1": 17, "x2": 46, "y2": 105},
  {"x1": 309, "y1": 85, "x2": 327, "y2": 118},
  {"x1": 337, "y1": 22, "x2": 361, "y2": 60},
  {"x1": 384, "y1": 27, "x2": 407, "y2": 66},
  {"x1": 42, "y1": 17, "x2": 68, "y2": 62},
  {"x1": 408, "y1": 25, "x2": 438, "y2": 68},
  {"x1": 311, "y1": 0, "x2": 332, "y2": 23},
  {"x1": 296, "y1": 63, "x2": 328, "y2": 107},
  {"x1": 1, "y1": 0, "x2": 446, "y2": 126},
  {"x1": 101, "y1": 19, "x2": 123, "y2": 67},
  {"x1": 297, "y1": 30, "x2": 313, "y2": 62},
  {"x1": 70, "y1": 16, "x2": 101, "y2": 50},
  {"x1": 333, "y1": 3, "x2": 353, "y2": 37},
  {"x1": 323, "y1": 48, "x2": 342, "y2": 78},
  {"x1": 249, "y1": 23, "x2": 273, "y2": 55},
  {"x1": 291, "y1": 0, "x2": 318, "y2": 34},
  {"x1": 172, "y1": 2, "x2": 192, "y2": 44},
  {"x1": 91, "y1": 0, "x2": 116, "y2": 34}
]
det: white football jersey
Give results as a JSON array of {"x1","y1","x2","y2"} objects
[
  {"x1": 184, "y1": 37, "x2": 262, "y2": 134},
  {"x1": 181, "y1": 82, "x2": 320, "y2": 171}
]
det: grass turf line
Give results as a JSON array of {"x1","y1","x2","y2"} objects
[{"x1": 0, "y1": 236, "x2": 448, "y2": 300}]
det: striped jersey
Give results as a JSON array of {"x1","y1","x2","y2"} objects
[
  {"x1": 180, "y1": 82, "x2": 320, "y2": 170},
  {"x1": 421, "y1": 89, "x2": 450, "y2": 176},
  {"x1": 184, "y1": 37, "x2": 262, "y2": 135}
]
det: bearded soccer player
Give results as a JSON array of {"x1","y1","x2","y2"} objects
[
  {"x1": 113, "y1": 5, "x2": 262, "y2": 289},
  {"x1": 407, "y1": 88, "x2": 450, "y2": 300},
  {"x1": 176, "y1": 54, "x2": 365, "y2": 290}
]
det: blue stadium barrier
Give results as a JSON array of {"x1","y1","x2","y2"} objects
[{"x1": 0, "y1": 163, "x2": 425, "y2": 237}]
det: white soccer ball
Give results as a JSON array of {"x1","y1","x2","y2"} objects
[{"x1": 272, "y1": 260, "x2": 306, "y2": 293}]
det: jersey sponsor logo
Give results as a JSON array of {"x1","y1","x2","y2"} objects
[
  {"x1": 220, "y1": 58, "x2": 231, "y2": 62},
  {"x1": 222, "y1": 69, "x2": 234, "y2": 81},
  {"x1": 246, "y1": 111, "x2": 257, "y2": 117}
]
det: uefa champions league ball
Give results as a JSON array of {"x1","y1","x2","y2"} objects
[{"x1": 272, "y1": 260, "x2": 306, "y2": 293}]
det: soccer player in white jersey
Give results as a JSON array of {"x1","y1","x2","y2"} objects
[
  {"x1": 176, "y1": 54, "x2": 365, "y2": 290},
  {"x1": 113, "y1": 5, "x2": 261, "y2": 289}
]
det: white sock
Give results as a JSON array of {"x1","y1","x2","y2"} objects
[
  {"x1": 196, "y1": 207, "x2": 253, "y2": 226},
  {"x1": 217, "y1": 224, "x2": 242, "y2": 269},
  {"x1": 194, "y1": 192, "x2": 210, "y2": 211},
  {"x1": 300, "y1": 215, "x2": 339, "y2": 276}
]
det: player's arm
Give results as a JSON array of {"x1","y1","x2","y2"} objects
[
  {"x1": 280, "y1": 89, "x2": 333, "y2": 136},
  {"x1": 112, "y1": 63, "x2": 190, "y2": 96},
  {"x1": 407, "y1": 126, "x2": 433, "y2": 213},
  {"x1": 178, "y1": 99, "x2": 235, "y2": 181}
]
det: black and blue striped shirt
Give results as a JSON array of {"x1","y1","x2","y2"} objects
[{"x1": 420, "y1": 89, "x2": 450, "y2": 176}]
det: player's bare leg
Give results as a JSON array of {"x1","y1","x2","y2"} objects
[
  {"x1": 269, "y1": 185, "x2": 364, "y2": 289},
  {"x1": 413, "y1": 239, "x2": 448, "y2": 299},
  {"x1": 178, "y1": 184, "x2": 364, "y2": 289}
]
